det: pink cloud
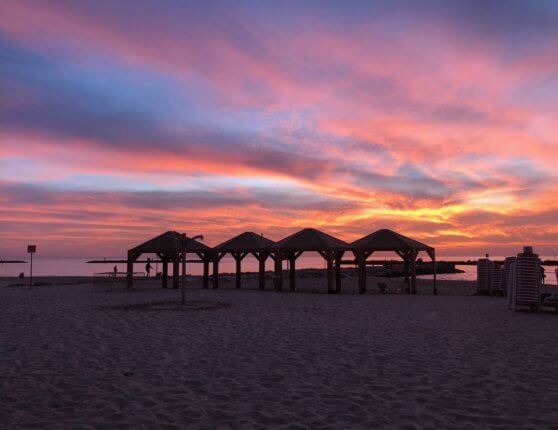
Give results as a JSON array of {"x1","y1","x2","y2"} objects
[{"x1": 0, "y1": 1, "x2": 557, "y2": 256}]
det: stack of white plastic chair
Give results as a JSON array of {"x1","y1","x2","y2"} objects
[
  {"x1": 507, "y1": 258, "x2": 517, "y2": 309},
  {"x1": 477, "y1": 257, "x2": 491, "y2": 295},
  {"x1": 489, "y1": 262, "x2": 504, "y2": 295},
  {"x1": 514, "y1": 246, "x2": 541, "y2": 312},
  {"x1": 503, "y1": 256, "x2": 516, "y2": 299}
]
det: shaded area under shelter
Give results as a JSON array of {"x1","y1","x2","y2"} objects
[
  {"x1": 270, "y1": 228, "x2": 351, "y2": 293},
  {"x1": 212, "y1": 232, "x2": 275, "y2": 289},
  {"x1": 351, "y1": 229, "x2": 436, "y2": 295},
  {"x1": 126, "y1": 231, "x2": 212, "y2": 290}
]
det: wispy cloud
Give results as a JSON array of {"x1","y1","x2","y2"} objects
[{"x1": 0, "y1": 0, "x2": 557, "y2": 256}]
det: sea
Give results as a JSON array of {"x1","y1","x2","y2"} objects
[{"x1": 1, "y1": 255, "x2": 557, "y2": 284}]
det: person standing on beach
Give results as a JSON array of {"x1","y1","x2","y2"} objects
[
  {"x1": 146, "y1": 259, "x2": 152, "y2": 278},
  {"x1": 113, "y1": 265, "x2": 117, "y2": 278}
]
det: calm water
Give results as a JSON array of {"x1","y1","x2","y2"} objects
[{"x1": 1, "y1": 255, "x2": 556, "y2": 284}]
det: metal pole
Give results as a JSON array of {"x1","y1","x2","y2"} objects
[
  {"x1": 29, "y1": 252, "x2": 33, "y2": 288},
  {"x1": 181, "y1": 235, "x2": 187, "y2": 305}
]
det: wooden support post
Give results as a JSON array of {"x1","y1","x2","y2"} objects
[
  {"x1": 258, "y1": 254, "x2": 266, "y2": 290},
  {"x1": 181, "y1": 249, "x2": 186, "y2": 305},
  {"x1": 335, "y1": 252, "x2": 343, "y2": 294},
  {"x1": 212, "y1": 258, "x2": 219, "y2": 289},
  {"x1": 403, "y1": 253, "x2": 410, "y2": 293},
  {"x1": 203, "y1": 258, "x2": 209, "y2": 289},
  {"x1": 274, "y1": 252, "x2": 283, "y2": 292},
  {"x1": 289, "y1": 254, "x2": 296, "y2": 292},
  {"x1": 162, "y1": 259, "x2": 168, "y2": 289},
  {"x1": 358, "y1": 251, "x2": 367, "y2": 294},
  {"x1": 234, "y1": 253, "x2": 242, "y2": 289},
  {"x1": 326, "y1": 252, "x2": 335, "y2": 294},
  {"x1": 126, "y1": 251, "x2": 135, "y2": 290},
  {"x1": 172, "y1": 254, "x2": 180, "y2": 289}
]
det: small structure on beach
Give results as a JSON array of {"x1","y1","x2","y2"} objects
[
  {"x1": 477, "y1": 257, "x2": 491, "y2": 295},
  {"x1": 478, "y1": 256, "x2": 507, "y2": 296},
  {"x1": 512, "y1": 246, "x2": 542, "y2": 312},
  {"x1": 126, "y1": 231, "x2": 212, "y2": 290},
  {"x1": 213, "y1": 232, "x2": 275, "y2": 289},
  {"x1": 270, "y1": 228, "x2": 351, "y2": 293},
  {"x1": 503, "y1": 256, "x2": 516, "y2": 301},
  {"x1": 351, "y1": 229, "x2": 436, "y2": 295},
  {"x1": 489, "y1": 262, "x2": 504, "y2": 296}
]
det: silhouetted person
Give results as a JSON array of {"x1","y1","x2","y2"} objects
[
  {"x1": 18, "y1": 272, "x2": 24, "y2": 280},
  {"x1": 113, "y1": 265, "x2": 118, "y2": 277},
  {"x1": 146, "y1": 259, "x2": 152, "y2": 277}
]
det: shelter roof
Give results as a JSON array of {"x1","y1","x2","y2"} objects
[
  {"x1": 215, "y1": 231, "x2": 275, "y2": 252},
  {"x1": 270, "y1": 228, "x2": 350, "y2": 252},
  {"x1": 351, "y1": 229, "x2": 433, "y2": 252},
  {"x1": 129, "y1": 231, "x2": 211, "y2": 254}
]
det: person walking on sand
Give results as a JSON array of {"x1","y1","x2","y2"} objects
[{"x1": 145, "y1": 259, "x2": 152, "y2": 278}]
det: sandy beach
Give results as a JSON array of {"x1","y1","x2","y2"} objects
[
  {"x1": 1, "y1": 274, "x2": 557, "y2": 429},
  {"x1": 4, "y1": 0, "x2": 558, "y2": 428}
]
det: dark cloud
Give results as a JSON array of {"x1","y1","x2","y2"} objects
[
  {"x1": 435, "y1": 0, "x2": 558, "y2": 45},
  {"x1": 0, "y1": 181, "x2": 354, "y2": 213},
  {"x1": 0, "y1": 37, "x2": 460, "y2": 200}
]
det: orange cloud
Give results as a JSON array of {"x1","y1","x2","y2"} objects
[{"x1": 1, "y1": 1, "x2": 557, "y2": 257}]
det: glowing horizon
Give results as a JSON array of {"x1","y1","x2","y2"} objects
[{"x1": 1, "y1": 1, "x2": 557, "y2": 258}]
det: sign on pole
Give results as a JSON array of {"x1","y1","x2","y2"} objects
[{"x1": 28, "y1": 245, "x2": 36, "y2": 288}]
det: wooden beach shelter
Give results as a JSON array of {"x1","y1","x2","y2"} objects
[
  {"x1": 126, "y1": 231, "x2": 212, "y2": 290},
  {"x1": 213, "y1": 232, "x2": 275, "y2": 289},
  {"x1": 351, "y1": 229, "x2": 436, "y2": 295},
  {"x1": 270, "y1": 228, "x2": 351, "y2": 293}
]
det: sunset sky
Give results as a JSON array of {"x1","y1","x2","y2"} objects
[{"x1": 1, "y1": 0, "x2": 557, "y2": 258}]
